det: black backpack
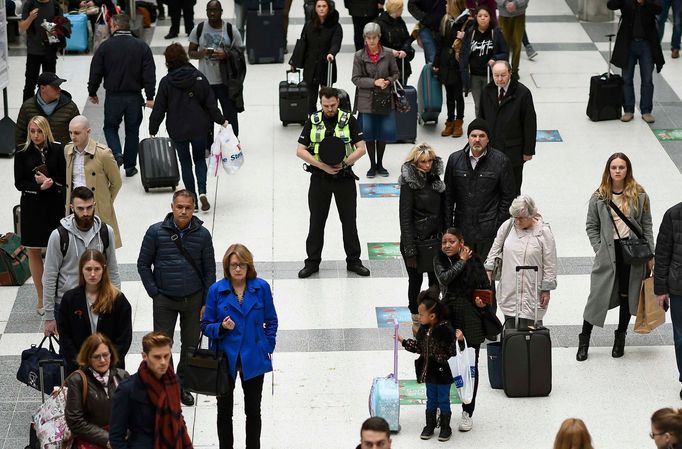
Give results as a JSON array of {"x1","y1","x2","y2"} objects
[{"x1": 56, "y1": 224, "x2": 109, "y2": 258}]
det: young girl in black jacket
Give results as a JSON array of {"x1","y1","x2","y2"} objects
[{"x1": 399, "y1": 286, "x2": 458, "y2": 442}]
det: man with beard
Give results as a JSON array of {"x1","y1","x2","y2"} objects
[
  {"x1": 42, "y1": 186, "x2": 120, "y2": 336},
  {"x1": 444, "y1": 118, "x2": 515, "y2": 261}
]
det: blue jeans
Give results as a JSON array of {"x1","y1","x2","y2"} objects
[
  {"x1": 657, "y1": 0, "x2": 682, "y2": 50},
  {"x1": 621, "y1": 39, "x2": 654, "y2": 114},
  {"x1": 420, "y1": 27, "x2": 437, "y2": 65},
  {"x1": 670, "y1": 294, "x2": 682, "y2": 382},
  {"x1": 425, "y1": 383, "x2": 451, "y2": 413},
  {"x1": 103, "y1": 94, "x2": 144, "y2": 170},
  {"x1": 174, "y1": 138, "x2": 207, "y2": 195}
]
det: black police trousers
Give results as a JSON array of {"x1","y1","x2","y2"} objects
[{"x1": 305, "y1": 174, "x2": 361, "y2": 266}]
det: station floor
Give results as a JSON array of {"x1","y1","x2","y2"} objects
[{"x1": 1, "y1": 0, "x2": 682, "y2": 447}]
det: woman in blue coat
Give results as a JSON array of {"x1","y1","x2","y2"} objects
[{"x1": 202, "y1": 243, "x2": 278, "y2": 449}]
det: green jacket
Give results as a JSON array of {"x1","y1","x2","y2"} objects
[{"x1": 15, "y1": 90, "x2": 80, "y2": 146}]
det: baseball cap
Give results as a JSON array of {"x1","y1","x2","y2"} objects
[{"x1": 37, "y1": 72, "x2": 66, "y2": 87}]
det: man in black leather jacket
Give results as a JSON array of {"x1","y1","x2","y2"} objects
[{"x1": 443, "y1": 118, "x2": 515, "y2": 261}]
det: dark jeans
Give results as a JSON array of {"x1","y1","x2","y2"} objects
[
  {"x1": 445, "y1": 83, "x2": 464, "y2": 121},
  {"x1": 217, "y1": 371, "x2": 264, "y2": 449},
  {"x1": 212, "y1": 84, "x2": 239, "y2": 136},
  {"x1": 351, "y1": 15, "x2": 374, "y2": 51},
  {"x1": 405, "y1": 265, "x2": 437, "y2": 314},
  {"x1": 622, "y1": 39, "x2": 654, "y2": 114},
  {"x1": 103, "y1": 93, "x2": 144, "y2": 169},
  {"x1": 425, "y1": 383, "x2": 451, "y2": 413},
  {"x1": 23, "y1": 53, "x2": 57, "y2": 101},
  {"x1": 461, "y1": 345, "x2": 480, "y2": 416},
  {"x1": 152, "y1": 291, "x2": 202, "y2": 386},
  {"x1": 670, "y1": 294, "x2": 682, "y2": 382},
  {"x1": 305, "y1": 174, "x2": 361, "y2": 266},
  {"x1": 167, "y1": 0, "x2": 194, "y2": 34},
  {"x1": 175, "y1": 138, "x2": 208, "y2": 195},
  {"x1": 657, "y1": 0, "x2": 682, "y2": 50}
]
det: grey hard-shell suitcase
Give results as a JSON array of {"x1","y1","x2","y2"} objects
[
  {"x1": 138, "y1": 137, "x2": 180, "y2": 192},
  {"x1": 501, "y1": 265, "x2": 552, "y2": 398}
]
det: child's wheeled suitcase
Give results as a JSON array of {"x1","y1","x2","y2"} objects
[
  {"x1": 64, "y1": 13, "x2": 89, "y2": 53},
  {"x1": 279, "y1": 69, "x2": 308, "y2": 126},
  {"x1": 501, "y1": 265, "x2": 552, "y2": 398},
  {"x1": 138, "y1": 137, "x2": 180, "y2": 192},
  {"x1": 586, "y1": 34, "x2": 623, "y2": 121},
  {"x1": 369, "y1": 319, "x2": 400, "y2": 432},
  {"x1": 417, "y1": 63, "x2": 442, "y2": 125}
]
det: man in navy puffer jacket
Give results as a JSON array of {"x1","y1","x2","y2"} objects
[{"x1": 137, "y1": 189, "x2": 216, "y2": 406}]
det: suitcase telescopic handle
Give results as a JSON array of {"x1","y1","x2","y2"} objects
[
  {"x1": 515, "y1": 266, "x2": 538, "y2": 272},
  {"x1": 393, "y1": 318, "x2": 399, "y2": 383},
  {"x1": 327, "y1": 60, "x2": 332, "y2": 88},
  {"x1": 514, "y1": 265, "x2": 540, "y2": 329}
]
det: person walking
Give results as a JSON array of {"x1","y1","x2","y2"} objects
[
  {"x1": 577, "y1": 153, "x2": 654, "y2": 361},
  {"x1": 656, "y1": 0, "x2": 681, "y2": 59}
]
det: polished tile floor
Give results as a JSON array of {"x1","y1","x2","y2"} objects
[{"x1": 1, "y1": 0, "x2": 682, "y2": 447}]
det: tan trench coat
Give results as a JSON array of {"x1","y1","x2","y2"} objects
[
  {"x1": 64, "y1": 139, "x2": 123, "y2": 248},
  {"x1": 583, "y1": 193, "x2": 654, "y2": 327}
]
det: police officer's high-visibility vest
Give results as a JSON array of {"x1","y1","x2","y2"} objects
[{"x1": 309, "y1": 110, "x2": 353, "y2": 161}]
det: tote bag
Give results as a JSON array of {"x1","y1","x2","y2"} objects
[
  {"x1": 634, "y1": 276, "x2": 666, "y2": 334},
  {"x1": 447, "y1": 337, "x2": 476, "y2": 404}
]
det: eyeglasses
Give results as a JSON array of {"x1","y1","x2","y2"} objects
[
  {"x1": 649, "y1": 431, "x2": 666, "y2": 439},
  {"x1": 91, "y1": 353, "x2": 111, "y2": 361},
  {"x1": 230, "y1": 263, "x2": 248, "y2": 270}
]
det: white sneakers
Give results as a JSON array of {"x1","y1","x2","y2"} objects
[{"x1": 458, "y1": 411, "x2": 473, "y2": 432}]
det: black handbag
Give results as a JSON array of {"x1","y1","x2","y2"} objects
[
  {"x1": 371, "y1": 88, "x2": 392, "y2": 115},
  {"x1": 16, "y1": 335, "x2": 66, "y2": 394},
  {"x1": 481, "y1": 306, "x2": 502, "y2": 341},
  {"x1": 185, "y1": 332, "x2": 232, "y2": 396},
  {"x1": 289, "y1": 36, "x2": 306, "y2": 69},
  {"x1": 608, "y1": 200, "x2": 653, "y2": 264},
  {"x1": 415, "y1": 238, "x2": 440, "y2": 273},
  {"x1": 392, "y1": 80, "x2": 410, "y2": 113}
]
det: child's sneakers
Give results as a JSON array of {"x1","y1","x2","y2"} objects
[
  {"x1": 421, "y1": 410, "x2": 438, "y2": 440},
  {"x1": 438, "y1": 413, "x2": 452, "y2": 441},
  {"x1": 458, "y1": 411, "x2": 473, "y2": 432}
]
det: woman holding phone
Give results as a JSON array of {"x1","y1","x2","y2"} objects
[{"x1": 13, "y1": 116, "x2": 66, "y2": 315}]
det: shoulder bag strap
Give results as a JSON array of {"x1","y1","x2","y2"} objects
[
  {"x1": 608, "y1": 200, "x2": 644, "y2": 239},
  {"x1": 164, "y1": 228, "x2": 208, "y2": 290}
]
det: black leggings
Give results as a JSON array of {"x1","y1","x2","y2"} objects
[
  {"x1": 583, "y1": 239, "x2": 632, "y2": 335},
  {"x1": 366, "y1": 141, "x2": 386, "y2": 169},
  {"x1": 444, "y1": 83, "x2": 464, "y2": 121},
  {"x1": 405, "y1": 265, "x2": 437, "y2": 314}
]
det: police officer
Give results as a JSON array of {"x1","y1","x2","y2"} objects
[{"x1": 296, "y1": 87, "x2": 370, "y2": 279}]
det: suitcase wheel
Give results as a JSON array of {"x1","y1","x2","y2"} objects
[
  {"x1": 418, "y1": 117, "x2": 424, "y2": 125},
  {"x1": 282, "y1": 122, "x2": 288, "y2": 127},
  {"x1": 144, "y1": 187, "x2": 149, "y2": 192}
]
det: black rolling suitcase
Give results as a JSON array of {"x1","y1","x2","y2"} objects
[
  {"x1": 246, "y1": 2, "x2": 284, "y2": 64},
  {"x1": 138, "y1": 137, "x2": 180, "y2": 192},
  {"x1": 326, "y1": 61, "x2": 352, "y2": 113},
  {"x1": 501, "y1": 265, "x2": 552, "y2": 398},
  {"x1": 280, "y1": 69, "x2": 309, "y2": 126},
  {"x1": 587, "y1": 34, "x2": 623, "y2": 121},
  {"x1": 390, "y1": 60, "x2": 417, "y2": 143},
  {"x1": 25, "y1": 359, "x2": 65, "y2": 449}
]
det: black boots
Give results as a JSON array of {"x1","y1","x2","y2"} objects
[
  {"x1": 576, "y1": 333, "x2": 590, "y2": 361},
  {"x1": 612, "y1": 330, "x2": 627, "y2": 358},
  {"x1": 438, "y1": 413, "x2": 452, "y2": 441},
  {"x1": 421, "y1": 410, "x2": 438, "y2": 440}
]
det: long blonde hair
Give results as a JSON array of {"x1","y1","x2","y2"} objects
[
  {"x1": 78, "y1": 249, "x2": 120, "y2": 315},
  {"x1": 22, "y1": 115, "x2": 56, "y2": 151},
  {"x1": 440, "y1": 0, "x2": 466, "y2": 35},
  {"x1": 595, "y1": 152, "x2": 645, "y2": 215}
]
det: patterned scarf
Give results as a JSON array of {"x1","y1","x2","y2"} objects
[
  {"x1": 137, "y1": 361, "x2": 193, "y2": 449},
  {"x1": 89, "y1": 368, "x2": 110, "y2": 396}
]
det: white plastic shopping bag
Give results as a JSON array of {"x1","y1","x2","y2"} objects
[
  {"x1": 208, "y1": 128, "x2": 223, "y2": 177},
  {"x1": 220, "y1": 124, "x2": 244, "y2": 175},
  {"x1": 447, "y1": 337, "x2": 476, "y2": 404}
]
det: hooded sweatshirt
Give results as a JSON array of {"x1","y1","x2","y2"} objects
[
  {"x1": 149, "y1": 64, "x2": 225, "y2": 141},
  {"x1": 42, "y1": 215, "x2": 120, "y2": 320}
]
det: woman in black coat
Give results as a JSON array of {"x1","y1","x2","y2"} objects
[
  {"x1": 150, "y1": 43, "x2": 227, "y2": 211},
  {"x1": 374, "y1": 0, "x2": 415, "y2": 84},
  {"x1": 13, "y1": 116, "x2": 66, "y2": 316},
  {"x1": 59, "y1": 249, "x2": 132, "y2": 373},
  {"x1": 291, "y1": 0, "x2": 342, "y2": 114},
  {"x1": 399, "y1": 143, "x2": 444, "y2": 335},
  {"x1": 434, "y1": 227, "x2": 491, "y2": 431}
]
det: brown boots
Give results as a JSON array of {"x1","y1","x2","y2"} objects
[{"x1": 441, "y1": 119, "x2": 463, "y2": 137}]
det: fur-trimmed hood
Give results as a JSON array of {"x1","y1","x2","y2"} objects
[{"x1": 398, "y1": 157, "x2": 445, "y2": 192}]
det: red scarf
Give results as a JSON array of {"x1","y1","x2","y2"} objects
[
  {"x1": 137, "y1": 361, "x2": 193, "y2": 449},
  {"x1": 366, "y1": 45, "x2": 382, "y2": 64}
]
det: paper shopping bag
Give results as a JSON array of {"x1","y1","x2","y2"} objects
[{"x1": 634, "y1": 276, "x2": 666, "y2": 334}]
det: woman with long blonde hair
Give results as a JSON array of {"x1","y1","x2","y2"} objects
[
  {"x1": 13, "y1": 115, "x2": 66, "y2": 315},
  {"x1": 578, "y1": 152, "x2": 654, "y2": 361},
  {"x1": 58, "y1": 249, "x2": 132, "y2": 373}
]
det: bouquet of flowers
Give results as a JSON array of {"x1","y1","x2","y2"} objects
[{"x1": 41, "y1": 16, "x2": 71, "y2": 45}]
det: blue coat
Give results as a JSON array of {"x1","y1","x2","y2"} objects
[{"x1": 201, "y1": 277, "x2": 278, "y2": 381}]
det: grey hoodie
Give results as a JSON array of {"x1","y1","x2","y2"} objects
[{"x1": 42, "y1": 215, "x2": 121, "y2": 321}]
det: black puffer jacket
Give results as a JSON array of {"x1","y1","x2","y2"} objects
[
  {"x1": 479, "y1": 77, "x2": 537, "y2": 167},
  {"x1": 375, "y1": 11, "x2": 415, "y2": 83},
  {"x1": 149, "y1": 65, "x2": 225, "y2": 141},
  {"x1": 654, "y1": 202, "x2": 682, "y2": 296},
  {"x1": 408, "y1": 0, "x2": 445, "y2": 31},
  {"x1": 137, "y1": 213, "x2": 216, "y2": 299},
  {"x1": 402, "y1": 321, "x2": 455, "y2": 384},
  {"x1": 444, "y1": 145, "x2": 515, "y2": 244},
  {"x1": 299, "y1": 9, "x2": 342, "y2": 86},
  {"x1": 435, "y1": 252, "x2": 490, "y2": 346},
  {"x1": 398, "y1": 157, "x2": 445, "y2": 258}
]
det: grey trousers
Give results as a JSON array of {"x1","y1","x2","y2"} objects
[
  {"x1": 153, "y1": 290, "x2": 203, "y2": 387},
  {"x1": 470, "y1": 74, "x2": 489, "y2": 118}
]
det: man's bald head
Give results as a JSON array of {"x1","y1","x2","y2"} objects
[
  {"x1": 69, "y1": 115, "x2": 92, "y2": 149},
  {"x1": 70, "y1": 115, "x2": 90, "y2": 130}
]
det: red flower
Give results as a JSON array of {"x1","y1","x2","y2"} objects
[{"x1": 74, "y1": 309, "x2": 83, "y2": 317}]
